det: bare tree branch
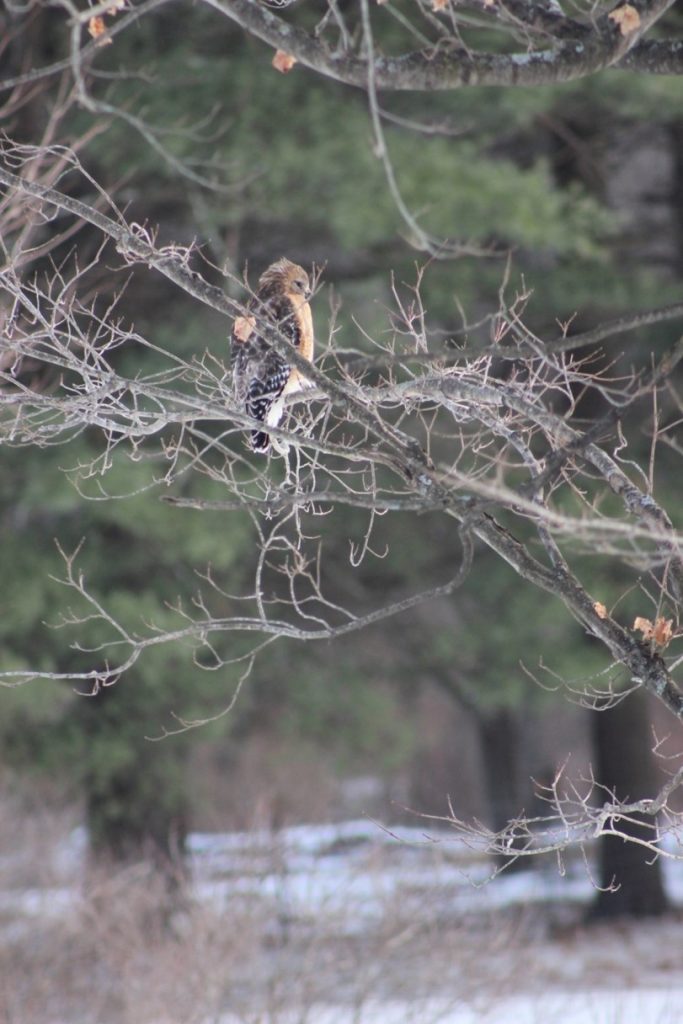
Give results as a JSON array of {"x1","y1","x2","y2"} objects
[{"x1": 203, "y1": 0, "x2": 680, "y2": 89}]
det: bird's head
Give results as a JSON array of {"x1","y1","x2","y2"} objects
[
  {"x1": 289, "y1": 270, "x2": 312, "y2": 302},
  {"x1": 259, "y1": 258, "x2": 311, "y2": 301}
]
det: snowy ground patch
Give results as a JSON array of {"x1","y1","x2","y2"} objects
[
  {"x1": 213, "y1": 990, "x2": 683, "y2": 1024},
  {"x1": 3, "y1": 815, "x2": 683, "y2": 1023}
]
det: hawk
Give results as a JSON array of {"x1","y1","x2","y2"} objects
[{"x1": 232, "y1": 258, "x2": 315, "y2": 453}]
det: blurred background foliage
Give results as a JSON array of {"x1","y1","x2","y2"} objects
[{"x1": 2, "y1": 2, "x2": 682, "y2": 898}]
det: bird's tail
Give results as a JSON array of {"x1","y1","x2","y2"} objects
[{"x1": 251, "y1": 430, "x2": 270, "y2": 453}]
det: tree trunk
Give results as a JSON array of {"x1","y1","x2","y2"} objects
[
  {"x1": 589, "y1": 689, "x2": 669, "y2": 919},
  {"x1": 479, "y1": 707, "x2": 533, "y2": 870},
  {"x1": 668, "y1": 118, "x2": 683, "y2": 276},
  {"x1": 75, "y1": 681, "x2": 188, "y2": 878}
]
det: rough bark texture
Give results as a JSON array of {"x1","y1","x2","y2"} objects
[{"x1": 205, "y1": 0, "x2": 682, "y2": 90}]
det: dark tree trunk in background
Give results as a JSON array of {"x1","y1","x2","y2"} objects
[
  {"x1": 432, "y1": 667, "x2": 536, "y2": 869},
  {"x1": 670, "y1": 118, "x2": 683, "y2": 275},
  {"x1": 480, "y1": 708, "x2": 525, "y2": 834},
  {"x1": 589, "y1": 689, "x2": 669, "y2": 919},
  {"x1": 74, "y1": 681, "x2": 189, "y2": 879},
  {"x1": 479, "y1": 707, "x2": 533, "y2": 870}
]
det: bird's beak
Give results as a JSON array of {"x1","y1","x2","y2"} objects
[{"x1": 304, "y1": 287, "x2": 312, "y2": 301}]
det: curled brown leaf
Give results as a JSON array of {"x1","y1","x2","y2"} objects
[
  {"x1": 633, "y1": 615, "x2": 674, "y2": 648},
  {"x1": 608, "y1": 4, "x2": 641, "y2": 36},
  {"x1": 272, "y1": 50, "x2": 297, "y2": 74},
  {"x1": 88, "y1": 16, "x2": 112, "y2": 45}
]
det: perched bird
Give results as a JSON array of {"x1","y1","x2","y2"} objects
[{"x1": 232, "y1": 258, "x2": 315, "y2": 453}]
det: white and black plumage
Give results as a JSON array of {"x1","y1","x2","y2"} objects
[{"x1": 232, "y1": 258, "x2": 314, "y2": 453}]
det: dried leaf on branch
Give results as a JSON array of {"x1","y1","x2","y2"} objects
[
  {"x1": 633, "y1": 616, "x2": 674, "y2": 648},
  {"x1": 272, "y1": 50, "x2": 297, "y2": 74},
  {"x1": 608, "y1": 5, "x2": 641, "y2": 36},
  {"x1": 88, "y1": 16, "x2": 113, "y2": 45}
]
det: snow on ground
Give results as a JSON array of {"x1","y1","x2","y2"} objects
[
  {"x1": 212, "y1": 990, "x2": 683, "y2": 1024},
  {"x1": 4, "y1": 815, "x2": 683, "y2": 932},
  {"x1": 185, "y1": 817, "x2": 683, "y2": 924},
  {"x1": 4, "y1": 817, "x2": 683, "y2": 1023}
]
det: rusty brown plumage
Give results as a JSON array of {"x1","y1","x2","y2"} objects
[{"x1": 232, "y1": 258, "x2": 315, "y2": 453}]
